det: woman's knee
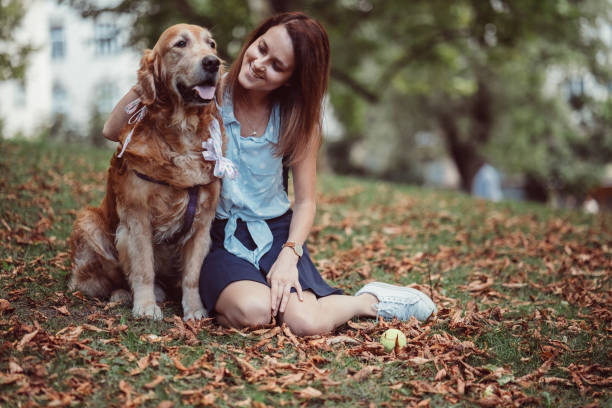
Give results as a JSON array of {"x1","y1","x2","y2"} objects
[
  {"x1": 282, "y1": 296, "x2": 328, "y2": 336},
  {"x1": 215, "y1": 282, "x2": 272, "y2": 328},
  {"x1": 229, "y1": 297, "x2": 271, "y2": 328}
]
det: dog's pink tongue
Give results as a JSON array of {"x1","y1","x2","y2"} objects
[{"x1": 194, "y1": 85, "x2": 215, "y2": 100}]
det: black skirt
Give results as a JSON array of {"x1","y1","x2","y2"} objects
[{"x1": 198, "y1": 209, "x2": 342, "y2": 312}]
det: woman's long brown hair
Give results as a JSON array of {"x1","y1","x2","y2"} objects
[{"x1": 225, "y1": 12, "x2": 331, "y2": 166}]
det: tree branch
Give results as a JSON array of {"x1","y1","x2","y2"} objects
[
  {"x1": 330, "y1": 67, "x2": 379, "y2": 103},
  {"x1": 376, "y1": 28, "x2": 470, "y2": 93}
]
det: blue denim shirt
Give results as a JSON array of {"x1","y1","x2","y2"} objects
[{"x1": 216, "y1": 93, "x2": 291, "y2": 268}]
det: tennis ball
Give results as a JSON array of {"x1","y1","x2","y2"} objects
[{"x1": 380, "y1": 328, "x2": 407, "y2": 352}]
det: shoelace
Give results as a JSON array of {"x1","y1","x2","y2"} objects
[{"x1": 375, "y1": 301, "x2": 416, "y2": 320}]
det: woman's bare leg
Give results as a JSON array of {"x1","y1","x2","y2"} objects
[
  {"x1": 214, "y1": 280, "x2": 378, "y2": 334},
  {"x1": 279, "y1": 291, "x2": 378, "y2": 336},
  {"x1": 214, "y1": 280, "x2": 273, "y2": 328}
]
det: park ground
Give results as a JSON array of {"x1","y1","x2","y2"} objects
[{"x1": 0, "y1": 139, "x2": 610, "y2": 407}]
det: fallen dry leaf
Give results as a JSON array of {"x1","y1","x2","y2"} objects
[
  {"x1": 201, "y1": 393, "x2": 216, "y2": 405},
  {"x1": 352, "y1": 365, "x2": 381, "y2": 381},
  {"x1": 144, "y1": 375, "x2": 165, "y2": 389},
  {"x1": 326, "y1": 335, "x2": 362, "y2": 345},
  {"x1": 296, "y1": 386, "x2": 323, "y2": 399},
  {"x1": 0, "y1": 373, "x2": 23, "y2": 385},
  {"x1": 0, "y1": 299, "x2": 13, "y2": 314},
  {"x1": 234, "y1": 397, "x2": 252, "y2": 407},
  {"x1": 8, "y1": 360, "x2": 23, "y2": 374},
  {"x1": 16, "y1": 328, "x2": 39, "y2": 351},
  {"x1": 53, "y1": 305, "x2": 70, "y2": 316}
]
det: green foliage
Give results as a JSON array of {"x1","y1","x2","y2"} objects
[
  {"x1": 87, "y1": 105, "x2": 109, "y2": 147},
  {"x1": 63, "y1": 0, "x2": 612, "y2": 198},
  {"x1": 310, "y1": 0, "x2": 612, "y2": 196},
  {"x1": 37, "y1": 114, "x2": 81, "y2": 144},
  {"x1": 0, "y1": 0, "x2": 36, "y2": 81}
]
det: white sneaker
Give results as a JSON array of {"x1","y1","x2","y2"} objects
[{"x1": 356, "y1": 282, "x2": 437, "y2": 321}]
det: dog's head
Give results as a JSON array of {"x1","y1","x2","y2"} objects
[{"x1": 136, "y1": 24, "x2": 221, "y2": 107}]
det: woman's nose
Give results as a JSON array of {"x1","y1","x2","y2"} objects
[{"x1": 252, "y1": 59, "x2": 266, "y2": 73}]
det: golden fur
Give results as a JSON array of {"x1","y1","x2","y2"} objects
[{"x1": 69, "y1": 24, "x2": 224, "y2": 320}]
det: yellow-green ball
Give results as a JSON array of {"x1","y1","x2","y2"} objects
[{"x1": 380, "y1": 328, "x2": 407, "y2": 352}]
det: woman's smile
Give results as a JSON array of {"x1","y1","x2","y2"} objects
[
  {"x1": 238, "y1": 25, "x2": 295, "y2": 93},
  {"x1": 248, "y1": 62, "x2": 264, "y2": 80}
]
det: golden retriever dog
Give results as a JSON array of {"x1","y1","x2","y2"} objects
[{"x1": 69, "y1": 24, "x2": 225, "y2": 320}]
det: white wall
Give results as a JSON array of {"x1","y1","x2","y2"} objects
[{"x1": 0, "y1": 0, "x2": 141, "y2": 138}]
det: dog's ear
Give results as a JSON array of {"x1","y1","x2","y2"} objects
[
  {"x1": 135, "y1": 49, "x2": 160, "y2": 105},
  {"x1": 215, "y1": 61, "x2": 226, "y2": 105}
]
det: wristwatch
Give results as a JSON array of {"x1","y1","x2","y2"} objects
[{"x1": 282, "y1": 241, "x2": 303, "y2": 258}]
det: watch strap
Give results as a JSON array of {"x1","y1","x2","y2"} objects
[{"x1": 282, "y1": 241, "x2": 303, "y2": 258}]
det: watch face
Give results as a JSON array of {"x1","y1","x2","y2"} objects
[{"x1": 285, "y1": 242, "x2": 303, "y2": 257}]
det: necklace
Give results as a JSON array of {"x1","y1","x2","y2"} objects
[
  {"x1": 241, "y1": 115, "x2": 259, "y2": 137},
  {"x1": 238, "y1": 103, "x2": 270, "y2": 137}
]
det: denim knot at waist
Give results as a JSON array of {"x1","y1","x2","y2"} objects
[{"x1": 212, "y1": 210, "x2": 292, "y2": 269}]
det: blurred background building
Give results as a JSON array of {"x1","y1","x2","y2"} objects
[{"x1": 0, "y1": 0, "x2": 138, "y2": 139}]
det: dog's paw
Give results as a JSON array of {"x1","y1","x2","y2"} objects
[
  {"x1": 183, "y1": 307, "x2": 207, "y2": 321},
  {"x1": 132, "y1": 302, "x2": 163, "y2": 320},
  {"x1": 110, "y1": 289, "x2": 132, "y2": 304},
  {"x1": 181, "y1": 291, "x2": 206, "y2": 321}
]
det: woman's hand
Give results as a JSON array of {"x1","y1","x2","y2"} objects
[
  {"x1": 102, "y1": 86, "x2": 139, "y2": 142},
  {"x1": 267, "y1": 247, "x2": 304, "y2": 316}
]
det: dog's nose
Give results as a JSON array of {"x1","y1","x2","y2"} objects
[{"x1": 202, "y1": 56, "x2": 220, "y2": 73}]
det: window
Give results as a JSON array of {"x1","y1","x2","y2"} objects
[
  {"x1": 14, "y1": 82, "x2": 26, "y2": 107},
  {"x1": 94, "y1": 81, "x2": 118, "y2": 113},
  {"x1": 52, "y1": 82, "x2": 68, "y2": 114},
  {"x1": 95, "y1": 22, "x2": 119, "y2": 55},
  {"x1": 567, "y1": 77, "x2": 584, "y2": 97},
  {"x1": 50, "y1": 24, "x2": 65, "y2": 60}
]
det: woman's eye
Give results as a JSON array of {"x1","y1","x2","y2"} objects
[
  {"x1": 175, "y1": 40, "x2": 187, "y2": 48},
  {"x1": 258, "y1": 44, "x2": 265, "y2": 54}
]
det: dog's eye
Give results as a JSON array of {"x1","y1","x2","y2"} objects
[
  {"x1": 209, "y1": 40, "x2": 216, "y2": 49},
  {"x1": 175, "y1": 40, "x2": 187, "y2": 48}
]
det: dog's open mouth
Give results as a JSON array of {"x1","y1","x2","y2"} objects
[{"x1": 177, "y1": 82, "x2": 216, "y2": 105}]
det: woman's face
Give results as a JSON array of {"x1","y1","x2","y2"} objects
[{"x1": 238, "y1": 25, "x2": 295, "y2": 94}]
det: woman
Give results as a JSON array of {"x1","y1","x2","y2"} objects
[{"x1": 103, "y1": 12, "x2": 436, "y2": 336}]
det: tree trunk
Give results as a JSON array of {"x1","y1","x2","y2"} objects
[
  {"x1": 438, "y1": 80, "x2": 494, "y2": 192},
  {"x1": 438, "y1": 112, "x2": 484, "y2": 192},
  {"x1": 524, "y1": 174, "x2": 549, "y2": 202}
]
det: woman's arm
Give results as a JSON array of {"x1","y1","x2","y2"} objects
[
  {"x1": 285, "y1": 146, "x2": 318, "y2": 259},
  {"x1": 102, "y1": 87, "x2": 139, "y2": 142},
  {"x1": 267, "y1": 144, "x2": 318, "y2": 316}
]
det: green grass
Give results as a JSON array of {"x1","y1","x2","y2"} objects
[{"x1": 0, "y1": 139, "x2": 610, "y2": 407}]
